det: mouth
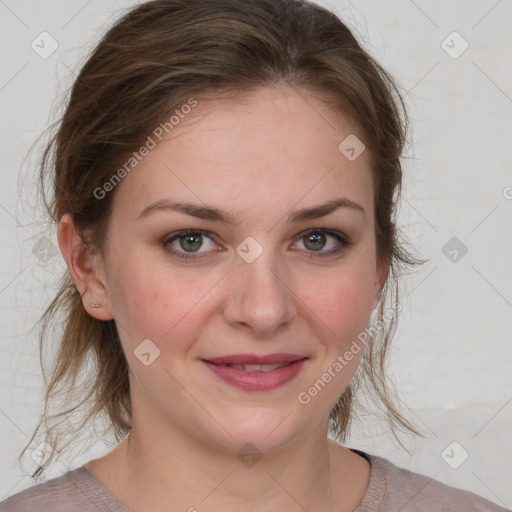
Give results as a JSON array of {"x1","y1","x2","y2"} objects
[{"x1": 201, "y1": 354, "x2": 308, "y2": 391}]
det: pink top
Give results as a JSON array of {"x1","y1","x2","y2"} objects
[{"x1": 0, "y1": 450, "x2": 507, "y2": 511}]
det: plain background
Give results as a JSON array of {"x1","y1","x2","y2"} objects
[{"x1": 0, "y1": 0, "x2": 511, "y2": 507}]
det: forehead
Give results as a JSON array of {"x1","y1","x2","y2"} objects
[{"x1": 109, "y1": 84, "x2": 374, "y2": 226}]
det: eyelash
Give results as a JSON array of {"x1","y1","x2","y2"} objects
[{"x1": 162, "y1": 228, "x2": 353, "y2": 261}]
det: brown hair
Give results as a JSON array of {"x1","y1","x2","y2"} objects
[{"x1": 22, "y1": 0, "x2": 426, "y2": 478}]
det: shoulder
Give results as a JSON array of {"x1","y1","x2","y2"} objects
[
  {"x1": 359, "y1": 452, "x2": 509, "y2": 511},
  {"x1": 0, "y1": 467, "x2": 129, "y2": 512}
]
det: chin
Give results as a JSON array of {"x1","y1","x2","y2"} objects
[{"x1": 197, "y1": 407, "x2": 313, "y2": 456}]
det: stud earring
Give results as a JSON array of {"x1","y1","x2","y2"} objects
[{"x1": 88, "y1": 302, "x2": 100, "y2": 308}]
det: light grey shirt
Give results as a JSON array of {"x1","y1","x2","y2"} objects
[{"x1": 0, "y1": 451, "x2": 508, "y2": 511}]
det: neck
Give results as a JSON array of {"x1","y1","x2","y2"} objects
[{"x1": 117, "y1": 420, "x2": 334, "y2": 512}]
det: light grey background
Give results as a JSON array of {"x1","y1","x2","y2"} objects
[{"x1": 0, "y1": 0, "x2": 511, "y2": 507}]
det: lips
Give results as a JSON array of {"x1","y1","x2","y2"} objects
[{"x1": 201, "y1": 353, "x2": 308, "y2": 391}]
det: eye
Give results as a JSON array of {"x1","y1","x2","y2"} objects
[
  {"x1": 292, "y1": 228, "x2": 353, "y2": 258},
  {"x1": 163, "y1": 230, "x2": 220, "y2": 261}
]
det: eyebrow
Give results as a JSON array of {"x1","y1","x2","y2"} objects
[{"x1": 136, "y1": 197, "x2": 365, "y2": 224}]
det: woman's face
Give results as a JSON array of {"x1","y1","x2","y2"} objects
[{"x1": 94, "y1": 85, "x2": 387, "y2": 453}]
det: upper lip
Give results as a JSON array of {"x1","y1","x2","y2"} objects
[{"x1": 203, "y1": 353, "x2": 307, "y2": 365}]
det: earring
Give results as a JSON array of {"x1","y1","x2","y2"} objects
[{"x1": 88, "y1": 302, "x2": 100, "y2": 308}]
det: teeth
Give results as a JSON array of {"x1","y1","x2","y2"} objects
[{"x1": 226, "y1": 362, "x2": 291, "y2": 372}]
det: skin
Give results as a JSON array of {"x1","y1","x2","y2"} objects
[{"x1": 58, "y1": 84, "x2": 389, "y2": 512}]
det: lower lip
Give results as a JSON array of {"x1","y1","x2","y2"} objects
[{"x1": 202, "y1": 359, "x2": 307, "y2": 391}]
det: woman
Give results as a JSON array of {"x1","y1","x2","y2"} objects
[{"x1": 0, "y1": 0, "x2": 506, "y2": 510}]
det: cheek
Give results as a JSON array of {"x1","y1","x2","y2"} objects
[
  {"x1": 299, "y1": 266, "x2": 375, "y2": 406},
  {"x1": 107, "y1": 250, "x2": 222, "y2": 364},
  {"x1": 106, "y1": 251, "x2": 182, "y2": 344},
  {"x1": 304, "y1": 259, "x2": 376, "y2": 338}
]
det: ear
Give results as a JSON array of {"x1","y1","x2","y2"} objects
[
  {"x1": 373, "y1": 253, "x2": 390, "y2": 308},
  {"x1": 57, "y1": 213, "x2": 114, "y2": 321}
]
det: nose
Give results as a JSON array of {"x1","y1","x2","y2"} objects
[{"x1": 222, "y1": 245, "x2": 297, "y2": 338}]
